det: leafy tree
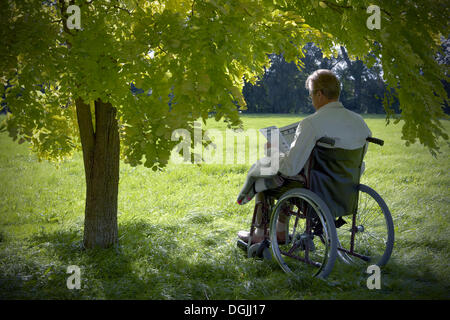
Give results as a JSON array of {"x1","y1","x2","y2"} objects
[
  {"x1": 244, "y1": 53, "x2": 311, "y2": 113},
  {"x1": 332, "y1": 45, "x2": 391, "y2": 114},
  {"x1": 437, "y1": 36, "x2": 450, "y2": 114},
  {"x1": 340, "y1": 46, "x2": 366, "y2": 112},
  {"x1": 1, "y1": 0, "x2": 448, "y2": 249}
]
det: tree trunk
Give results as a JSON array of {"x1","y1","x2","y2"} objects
[{"x1": 75, "y1": 98, "x2": 120, "y2": 249}]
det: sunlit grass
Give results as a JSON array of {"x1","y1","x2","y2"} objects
[{"x1": 0, "y1": 114, "x2": 449, "y2": 299}]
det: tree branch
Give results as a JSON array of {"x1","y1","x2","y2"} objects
[
  {"x1": 190, "y1": 0, "x2": 196, "y2": 18},
  {"x1": 113, "y1": 4, "x2": 132, "y2": 15},
  {"x1": 75, "y1": 98, "x2": 96, "y2": 184},
  {"x1": 322, "y1": 1, "x2": 392, "y2": 18},
  {"x1": 158, "y1": 44, "x2": 167, "y2": 54},
  {"x1": 57, "y1": 0, "x2": 75, "y2": 39}
]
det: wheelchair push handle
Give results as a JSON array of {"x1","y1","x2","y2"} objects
[{"x1": 366, "y1": 137, "x2": 384, "y2": 146}]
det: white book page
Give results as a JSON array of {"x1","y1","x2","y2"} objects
[
  {"x1": 259, "y1": 126, "x2": 290, "y2": 153},
  {"x1": 278, "y1": 121, "x2": 300, "y2": 146}
]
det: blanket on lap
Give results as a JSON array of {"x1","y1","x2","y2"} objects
[{"x1": 236, "y1": 156, "x2": 284, "y2": 205}]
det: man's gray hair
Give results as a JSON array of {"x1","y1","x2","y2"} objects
[{"x1": 305, "y1": 69, "x2": 341, "y2": 100}]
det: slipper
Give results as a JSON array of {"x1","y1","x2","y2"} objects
[
  {"x1": 237, "y1": 230, "x2": 263, "y2": 245},
  {"x1": 237, "y1": 230, "x2": 292, "y2": 245}
]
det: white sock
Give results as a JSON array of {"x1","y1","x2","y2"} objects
[
  {"x1": 276, "y1": 222, "x2": 286, "y2": 233},
  {"x1": 255, "y1": 228, "x2": 264, "y2": 238}
]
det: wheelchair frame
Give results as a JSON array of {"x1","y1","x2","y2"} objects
[{"x1": 237, "y1": 136, "x2": 394, "y2": 279}]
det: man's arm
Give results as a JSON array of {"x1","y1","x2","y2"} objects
[{"x1": 278, "y1": 119, "x2": 317, "y2": 177}]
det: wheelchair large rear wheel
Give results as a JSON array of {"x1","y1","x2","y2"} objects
[
  {"x1": 269, "y1": 188, "x2": 338, "y2": 279},
  {"x1": 336, "y1": 184, "x2": 394, "y2": 267}
]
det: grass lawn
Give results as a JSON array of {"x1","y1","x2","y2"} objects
[{"x1": 0, "y1": 113, "x2": 449, "y2": 299}]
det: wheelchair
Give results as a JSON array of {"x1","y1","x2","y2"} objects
[{"x1": 237, "y1": 136, "x2": 395, "y2": 279}]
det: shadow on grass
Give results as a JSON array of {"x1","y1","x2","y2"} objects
[
  {"x1": 1, "y1": 220, "x2": 256, "y2": 299},
  {"x1": 378, "y1": 258, "x2": 450, "y2": 299},
  {"x1": 2, "y1": 219, "x2": 448, "y2": 299},
  {"x1": 0, "y1": 227, "x2": 88, "y2": 299},
  {"x1": 328, "y1": 252, "x2": 450, "y2": 299}
]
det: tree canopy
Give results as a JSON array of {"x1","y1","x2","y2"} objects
[{"x1": 1, "y1": 0, "x2": 449, "y2": 164}]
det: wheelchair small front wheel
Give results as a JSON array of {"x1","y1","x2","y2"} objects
[
  {"x1": 269, "y1": 188, "x2": 338, "y2": 279},
  {"x1": 336, "y1": 184, "x2": 394, "y2": 267},
  {"x1": 248, "y1": 241, "x2": 272, "y2": 261}
]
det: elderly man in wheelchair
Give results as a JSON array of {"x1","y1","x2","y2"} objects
[{"x1": 236, "y1": 69, "x2": 394, "y2": 279}]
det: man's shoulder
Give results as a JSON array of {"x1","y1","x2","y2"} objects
[
  {"x1": 327, "y1": 103, "x2": 367, "y2": 122},
  {"x1": 298, "y1": 115, "x2": 316, "y2": 130},
  {"x1": 302, "y1": 111, "x2": 320, "y2": 123},
  {"x1": 306, "y1": 104, "x2": 369, "y2": 133},
  {"x1": 300, "y1": 103, "x2": 368, "y2": 127},
  {"x1": 341, "y1": 106, "x2": 365, "y2": 119}
]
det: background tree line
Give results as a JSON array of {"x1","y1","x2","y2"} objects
[{"x1": 242, "y1": 42, "x2": 449, "y2": 115}]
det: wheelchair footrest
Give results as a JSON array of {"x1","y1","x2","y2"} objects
[{"x1": 236, "y1": 239, "x2": 248, "y2": 252}]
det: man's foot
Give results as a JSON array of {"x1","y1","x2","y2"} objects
[
  {"x1": 237, "y1": 230, "x2": 290, "y2": 244},
  {"x1": 237, "y1": 230, "x2": 264, "y2": 244}
]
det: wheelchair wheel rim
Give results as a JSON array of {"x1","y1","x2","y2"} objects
[
  {"x1": 336, "y1": 184, "x2": 394, "y2": 267},
  {"x1": 269, "y1": 190, "x2": 337, "y2": 279}
]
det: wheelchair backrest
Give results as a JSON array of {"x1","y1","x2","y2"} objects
[{"x1": 306, "y1": 144, "x2": 365, "y2": 218}]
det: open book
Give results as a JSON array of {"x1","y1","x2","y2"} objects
[{"x1": 259, "y1": 121, "x2": 300, "y2": 154}]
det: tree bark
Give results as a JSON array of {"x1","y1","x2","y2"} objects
[{"x1": 75, "y1": 98, "x2": 120, "y2": 249}]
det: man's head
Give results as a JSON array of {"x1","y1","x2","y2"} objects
[{"x1": 305, "y1": 69, "x2": 341, "y2": 110}]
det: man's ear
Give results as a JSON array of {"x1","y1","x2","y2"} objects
[{"x1": 317, "y1": 90, "x2": 324, "y2": 101}]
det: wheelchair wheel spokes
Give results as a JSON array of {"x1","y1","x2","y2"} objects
[
  {"x1": 337, "y1": 184, "x2": 394, "y2": 267},
  {"x1": 270, "y1": 189, "x2": 338, "y2": 279},
  {"x1": 276, "y1": 216, "x2": 326, "y2": 275}
]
